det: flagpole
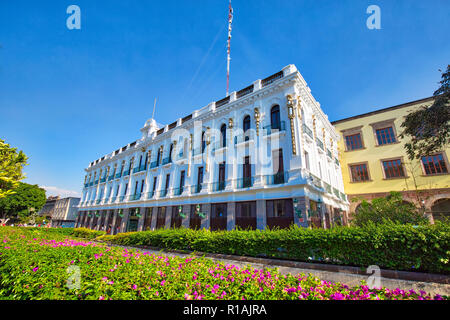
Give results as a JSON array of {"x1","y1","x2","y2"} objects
[{"x1": 226, "y1": 0, "x2": 233, "y2": 96}]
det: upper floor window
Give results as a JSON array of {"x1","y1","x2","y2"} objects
[
  {"x1": 349, "y1": 163, "x2": 370, "y2": 182},
  {"x1": 421, "y1": 153, "x2": 448, "y2": 175},
  {"x1": 243, "y1": 115, "x2": 251, "y2": 141},
  {"x1": 169, "y1": 143, "x2": 174, "y2": 162},
  {"x1": 382, "y1": 158, "x2": 405, "y2": 179},
  {"x1": 201, "y1": 131, "x2": 206, "y2": 153},
  {"x1": 270, "y1": 105, "x2": 281, "y2": 130},
  {"x1": 220, "y1": 124, "x2": 227, "y2": 148},
  {"x1": 376, "y1": 127, "x2": 397, "y2": 145},
  {"x1": 345, "y1": 133, "x2": 363, "y2": 151}
]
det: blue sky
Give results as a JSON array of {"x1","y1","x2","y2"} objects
[{"x1": 0, "y1": 0, "x2": 449, "y2": 197}]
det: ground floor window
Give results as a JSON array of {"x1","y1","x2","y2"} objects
[
  {"x1": 235, "y1": 201, "x2": 256, "y2": 230},
  {"x1": 143, "y1": 207, "x2": 153, "y2": 231},
  {"x1": 266, "y1": 199, "x2": 294, "y2": 229},
  {"x1": 189, "y1": 205, "x2": 202, "y2": 230},
  {"x1": 170, "y1": 206, "x2": 182, "y2": 228},
  {"x1": 211, "y1": 203, "x2": 227, "y2": 231},
  {"x1": 156, "y1": 207, "x2": 166, "y2": 229}
]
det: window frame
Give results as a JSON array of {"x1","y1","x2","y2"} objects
[
  {"x1": 380, "y1": 157, "x2": 407, "y2": 180},
  {"x1": 369, "y1": 119, "x2": 399, "y2": 147},
  {"x1": 340, "y1": 126, "x2": 365, "y2": 152},
  {"x1": 420, "y1": 152, "x2": 449, "y2": 176},
  {"x1": 348, "y1": 161, "x2": 371, "y2": 183}
]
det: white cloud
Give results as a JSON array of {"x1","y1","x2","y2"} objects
[{"x1": 41, "y1": 186, "x2": 81, "y2": 198}]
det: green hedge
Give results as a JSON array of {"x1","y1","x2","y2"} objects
[{"x1": 96, "y1": 222, "x2": 450, "y2": 274}]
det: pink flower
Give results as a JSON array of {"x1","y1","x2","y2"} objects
[
  {"x1": 99, "y1": 296, "x2": 105, "y2": 300},
  {"x1": 132, "y1": 284, "x2": 137, "y2": 290},
  {"x1": 161, "y1": 280, "x2": 166, "y2": 286},
  {"x1": 32, "y1": 267, "x2": 39, "y2": 272}
]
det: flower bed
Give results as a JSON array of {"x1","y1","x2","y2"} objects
[
  {"x1": 0, "y1": 227, "x2": 446, "y2": 300},
  {"x1": 96, "y1": 222, "x2": 450, "y2": 274}
]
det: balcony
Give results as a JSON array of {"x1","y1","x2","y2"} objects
[
  {"x1": 212, "y1": 181, "x2": 226, "y2": 192},
  {"x1": 191, "y1": 184, "x2": 202, "y2": 194},
  {"x1": 327, "y1": 149, "x2": 333, "y2": 159},
  {"x1": 150, "y1": 161, "x2": 159, "y2": 169},
  {"x1": 333, "y1": 187, "x2": 340, "y2": 198},
  {"x1": 261, "y1": 71, "x2": 283, "y2": 87},
  {"x1": 237, "y1": 177, "x2": 253, "y2": 189},
  {"x1": 119, "y1": 195, "x2": 126, "y2": 202},
  {"x1": 146, "y1": 191, "x2": 155, "y2": 199},
  {"x1": 234, "y1": 134, "x2": 253, "y2": 145},
  {"x1": 100, "y1": 177, "x2": 106, "y2": 183},
  {"x1": 94, "y1": 180, "x2": 99, "y2": 185},
  {"x1": 302, "y1": 124, "x2": 313, "y2": 139},
  {"x1": 193, "y1": 147, "x2": 203, "y2": 156},
  {"x1": 335, "y1": 158, "x2": 340, "y2": 166},
  {"x1": 323, "y1": 182, "x2": 332, "y2": 194},
  {"x1": 133, "y1": 165, "x2": 146, "y2": 174},
  {"x1": 95, "y1": 199, "x2": 102, "y2": 204},
  {"x1": 84, "y1": 183, "x2": 89, "y2": 188},
  {"x1": 316, "y1": 138, "x2": 324, "y2": 151},
  {"x1": 264, "y1": 172, "x2": 289, "y2": 185},
  {"x1": 162, "y1": 157, "x2": 172, "y2": 165},
  {"x1": 159, "y1": 189, "x2": 168, "y2": 198},
  {"x1": 115, "y1": 172, "x2": 122, "y2": 179},
  {"x1": 130, "y1": 193, "x2": 142, "y2": 201},
  {"x1": 173, "y1": 187, "x2": 184, "y2": 196},
  {"x1": 110, "y1": 196, "x2": 117, "y2": 203},
  {"x1": 263, "y1": 121, "x2": 286, "y2": 136},
  {"x1": 107, "y1": 175, "x2": 115, "y2": 181}
]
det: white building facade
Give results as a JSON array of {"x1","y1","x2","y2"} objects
[
  {"x1": 51, "y1": 197, "x2": 80, "y2": 228},
  {"x1": 76, "y1": 65, "x2": 349, "y2": 234}
]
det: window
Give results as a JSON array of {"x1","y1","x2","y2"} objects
[
  {"x1": 124, "y1": 183, "x2": 128, "y2": 195},
  {"x1": 165, "y1": 174, "x2": 170, "y2": 192},
  {"x1": 179, "y1": 170, "x2": 185, "y2": 190},
  {"x1": 220, "y1": 124, "x2": 227, "y2": 147},
  {"x1": 270, "y1": 105, "x2": 281, "y2": 130},
  {"x1": 197, "y1": 167, "x2": 204, "y2": 188},
  {"x1": 349, "y1": 163, "x2": 370, "y2": 182},
  {"x1": 140, "y1": 179, "x2": 145, "y2": 193},
  {"x1": 156, "y1": 148, "x2": 161, "y2": 166},
  {"x1": 382, "y1": 159, "x2": 405, "y2": 179},
  {"x1": 421, "y1": 154, "x2": 448, "y2": 175},
  {"x1": 345, "y1": 133, "x2": 363, "y2": 151},
  {"x1": 304, "y1": 151, "x2": 310, "y2": 170},
  {"x1": 376, "y1": 127, "x2": 396, "y2": 145},
  {"x1": 152, "y1": 177, "x2": 157, "y2": 192},
  {"x1": 243, "y1": 115, "x2": 250, "y2": 141},
  {"x1": 169, "y1": 143, "x2": 173, "y2": 162},
  {"x1": 201, "y1": 131, "x2": 206, "y2": 153}
]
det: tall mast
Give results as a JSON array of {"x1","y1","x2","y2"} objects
[{"x1": 226, "y1": 0, "x2": 233, "y2": 96}]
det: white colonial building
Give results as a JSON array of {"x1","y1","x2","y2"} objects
[{"x1": 76, "y1": 64, "x2": 349, "y2": 234}]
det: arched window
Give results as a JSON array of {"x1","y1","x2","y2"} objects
[
  {"x1": 156, "y1": 148, "x2": 161, "y2": 166},
  {"x1": 431, "y1": 198, "x2": 450, "y2": 222},
  {"x1": 270, "y1": 105, "x2": 281, "y2": 130},
  {"x1": 243, "y1": 115, "x2": 251, "y2": 141},
  {"x1": 201, "y1": 131, "x2": 206, "y2": 153},
  {"x1": 220, "y1": 124, "x2": 227, "y2": 148}
]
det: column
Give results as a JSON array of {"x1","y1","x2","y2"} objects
[
  {"x1": 165, "y1": 207, "x2": 172, "y2": 228},
  {"x1": 181, "y1": 205, "x2": 190, "y2": 228},
  {"x1": 201, "y1": 203, "x2": 211, "y2": 229},
  {"x1": 256, "y1": 200, "x2": 266, "y2": 230},
  {"x1": 293, "y1": 196, "x2": 309, "y2": 228},
  {"x1": 121, "y1": 208, "x2": 130, "y2": 233},
  {"x1": 137, "y1": 208, "x2": 145, "y2": 231},
  {"x1": 150, "y1": 207, "x2": 157, "y2": 230},
  {"x1": 226, "y1": 202, "x2": 236, "y2": 230}
]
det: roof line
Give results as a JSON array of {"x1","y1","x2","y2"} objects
[{"x1": 331, "y1": 96, "x2": 435, "y2": 125}]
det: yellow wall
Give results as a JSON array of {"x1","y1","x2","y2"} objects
[{"x1": 333, "y1": 97, "x2": 450, "y2": 197}]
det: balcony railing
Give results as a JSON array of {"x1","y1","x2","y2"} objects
[
  {"x1": 96, "y1": 199, "x2": 102, "y2": 204},
  {"x1": 146, "y1": 191, "x2": 155, "y2": 199},
  {"x1": 100, "y1": 177, "x2": 106, "y2": 183},
  {"x1": 159, "y1": 189, "x2": 168, "y2": 198},
  {"x1": 162, "y1": 157, "x2": 172, "y2": 165},
  {"x1": 261, "y1": 71, "x2": 283, "y2": 87},
  {"x1": 302, "y1": 124, "x2": 313, "y2": 139},
  {"x1": 327, "y1": 149, "x2": 333, "y2": 159},
  {"x1": 133, "y1": 165, "x2": 146, "y2": 174},
  {"x1": 150, "y1": 161, "x2": 159, "y2": 169},
  {"x1": 130, "y1": 193, "x2": 142, "y2": 201},
  {"x1": 84, "y1": 183, "x2": 89, "y2": 188},
  {"x1": 212, "y1": 181, "x2": 226, "y2": 192},
  {"x1": 264, "y1": 172, "x2": 289, "y2": 185},
  {"x1": 119, "y1": 195, "x2": 126, "y2": 202},
  {"x1": 107, "y1": 175, "x2": 115, "y2": 181},
  {"x1": 94, "y1": 180, "x2": 99, "y2": 185},
  {"x1": 335, "y1": 158, "x2": 340, "y2": 166},
  {"x1": 122, "y1": 170, "x2": 130, "y2": 177},
  {"x1": 237, "y1": 177, "x2": 253, "y2": 189},
  {"x1": 115, "y1": 172, "x2": 122, "y2": 179},
  {"x1": 263, "y1": 121, "x2": 286, "y2": 136},
  {"x1": 234, "y1": 134, "x2": 252, "y2": 145},
  {"x1": 191, "y1": 184, "x2": 202, "y2": 194},
  {"x1": 110, "y1": 196, "x2": 117, "y2": 203},
  {"x1": 173, "y1": 187, "x2": 184, "y2": 196},
  {"x1": 316, "y1": 138, "x2": 324, "y2": 151},
  {"x1": 333, "y1": 187, "x2": 340, "y2": 198},
  {"x1": 323, "y1": 182, "x2": 332, "y2": 194}
]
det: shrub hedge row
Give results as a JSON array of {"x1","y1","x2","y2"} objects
[
  {"x1": 27, "y1": 227, "x2": 105, "y2": 239},
  {"x1": 95, "y1": 223, "x2": 450, "y2": 274}
]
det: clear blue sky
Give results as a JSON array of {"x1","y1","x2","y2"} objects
[{"x1": 1, "y1": 0, "x2": 449, "y2": 197}]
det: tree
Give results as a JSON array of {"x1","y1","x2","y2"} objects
[
  {"x1": 0, "y1": 139, "x2": 28, "y2": 198},
  {"x1": 352, "y1": 191, "x2": 429, "y2": 227},
  {"x1": 0, "y1": 182, "x2": 46, "y2": 219},
  {"x1": 400, "y1": 65, "x2": 450, "y2": 160}
]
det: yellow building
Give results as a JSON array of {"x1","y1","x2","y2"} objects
[{"x1": 332, "y1": 96, "x2": 450, "y2": 222}]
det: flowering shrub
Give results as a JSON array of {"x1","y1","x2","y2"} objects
[
  {"x1": 97, "y1": 222, "x2": 450, "y2": 274},
  {"x1": 0, "y1": 227, "x2": 446, "y2": 300}
]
